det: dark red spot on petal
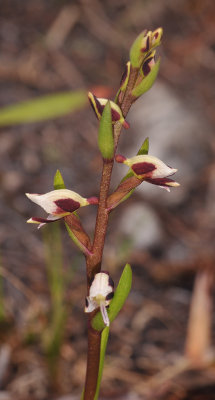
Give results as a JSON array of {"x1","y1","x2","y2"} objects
[
  {"x1": 154, "y1": 32, "x2": 159, "y2": 39},
  {"x1": 142, "y1": 57, "x2": 153, "y2": 76},
  {"x1": 146, "y1": 177, "x2": 175, "y2": 186},
  {"x1": 111, "y1": 108, "x2": 120, "y2": 122},
  {"x1": 55, "y1": 198, "x2": 80, "y2": 213},
  {"x1": 94, "y1": 95, "x2": 104, "y2": 115},
  {"x1": 132, "y1": 162, "x2": 156, "y2": 176},
  {"x1": 142, "y1": 36, "x2": 150, "y2": 53}
]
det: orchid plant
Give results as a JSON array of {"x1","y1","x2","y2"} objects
[{"x1": 26, "y1": 28, "x2": 179, "y2": 400}]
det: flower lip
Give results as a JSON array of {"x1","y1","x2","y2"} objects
[{"x1": 85, "y1": 271, "x2": 114, "y2": 326}]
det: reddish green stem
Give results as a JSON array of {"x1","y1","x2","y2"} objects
[{"x1": 83, "y1": 66, "x2": 139, "y2": 400}]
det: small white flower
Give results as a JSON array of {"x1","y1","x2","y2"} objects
[
  {"x1": 26, "y1": 189, "x2": 98, "y2": 228},
  {"x1": 85, "y1": 272, "x2": 114, "y2": 326},
  {"x1": 115, "y1": 154, "x2": 179, "y2": 191}
]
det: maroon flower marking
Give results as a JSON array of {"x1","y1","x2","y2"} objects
[
  {"x1": 94, "y1": 95, "x2": 104, "y2": 115},
  {"x1": 142, "y1": 57, "x2": 153, "y2": 76},
  {"x1": 142, "y1": 35, "x2": 150, "y2": 53},
  {"x1": 154, "y1": 32, "x2": 159, "y2": 39},
  {"x1": 132, "y1": 162, "x2": 156, "y2": 176},
  {"x1": 111, "y1": 108, "x2": 120, "y2": 122},
  {"x1": 55, "y1": 198, "x2": 80, "y2": 213}
]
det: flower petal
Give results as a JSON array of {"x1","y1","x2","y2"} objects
[
  {"x1": 85, "y1": 297, "x2": 98, "y2": 313},
  {"x1": 89, "y1": 272, "x2": 114, "y2": 300},
  {"x1": 146, "y1": 177, "x2": 180, "y2": 191},
  {"x1": 27, "y1": 215, "x2": 63, "y2": 229}
]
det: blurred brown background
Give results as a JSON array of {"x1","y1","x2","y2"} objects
[{"x1": 0, "y1": 0, "x2": 215, "y2": 399}]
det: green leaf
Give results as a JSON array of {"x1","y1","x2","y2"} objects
[
  {"x1": 53, "y1": 170, "x2": 66, "y2": 190},
  {"x1": 0, "y1": 90, "x2": 87, "y2": 126},
  {"x1": 132, "y1": 59, "x2": 160, "y2": 97},
  {"x1": 129, "y1": 31, "x2": 146, "y2": 68},
  {"x1": 94, "y1": 326, "x2": 110, "y2": 400},
  {"x1": 98, "y1": 101, "x2": 114, "y2": 160},
  {"x1": 92, "y1": 264, "x2": 132, "y2": 331}
]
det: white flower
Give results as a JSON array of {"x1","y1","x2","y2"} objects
[
  {"x1": 26, "y1": 189, "x2": 98, "y2": 228},
  {"x1": 85, "y1": 272, "x2": 114, "y2": 326},
  {"x1": 115, "y1": 154, "x2": 179, "y2": 191}
]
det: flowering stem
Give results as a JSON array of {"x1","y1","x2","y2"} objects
[{"x1": 83, "y1": 66, "x2": 139, "y2": 400}]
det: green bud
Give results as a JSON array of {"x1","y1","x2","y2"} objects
[
  {"x1": 98, "y1": 101, "x2": 114, "y2": 160},
  {"x1": 132, "y1": 59, "x2": 160, "y2": 97},
  {"x1": 129, "y1": 30, "x2": 147, "y2": 68}
]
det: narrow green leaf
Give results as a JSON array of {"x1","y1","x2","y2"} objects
[
  {"x1": 129, "y1": 31, "x2": 146, "y2": 68},
  {"x1": 94, "y1": 326, "x2": 110, "y2": 400},
  {"x1": 53, "y1": 170, "x2": 66, "y2": 190},
  {"x1": 132, "y1": 59, "x2": 160, "y2": 97},
  {"x1": 98, "y1": 101, "x2": 114, "y2": 160},
  {"x1": 0, "y1": 90, "x2": 87, "y2": 126},
  {"x1": 92, "y1": 264, "x2": 132, "y2": 331}
]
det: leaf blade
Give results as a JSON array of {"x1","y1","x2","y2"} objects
[{"x1": 0, "y1": 90, "x2": 87, "y2": 126}]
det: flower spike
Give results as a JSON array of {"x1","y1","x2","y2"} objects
[
  {"x1": 26, "y1": 189, "x2": 98, "y2": 228},
  {"x1": 115, "y1": 154, "x2": 179, "y2": 191},
  {"x1": 88, "y1": 92, "x2": 129, "y2": 129},
  {"x1": 85, "y1": 272, "x2": 114, "y2": 327}
]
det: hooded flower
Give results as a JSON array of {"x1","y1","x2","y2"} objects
[
  {"x1": 115, "y1": 154, "x2": 179, "y2": 191},
  {"x1": 85, "y1": 272, "x2": 114, "y2": 326},
  {"x1": 26, "y1": 189, "x2": 98, "y2": 228},
  {"x1": 141, "y1": 28, "x2": 163, "y2": 56},
  {"x1": 88, "y1": 92, "x2": 129, "y2": 129}
]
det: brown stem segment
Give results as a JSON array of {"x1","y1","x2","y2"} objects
[
  {"x1": 83, "y1": 319, "x2": 102, "y2": 400},
  {"x1": 83, "y1": 66, "x2": 139, "y2": 400}
]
